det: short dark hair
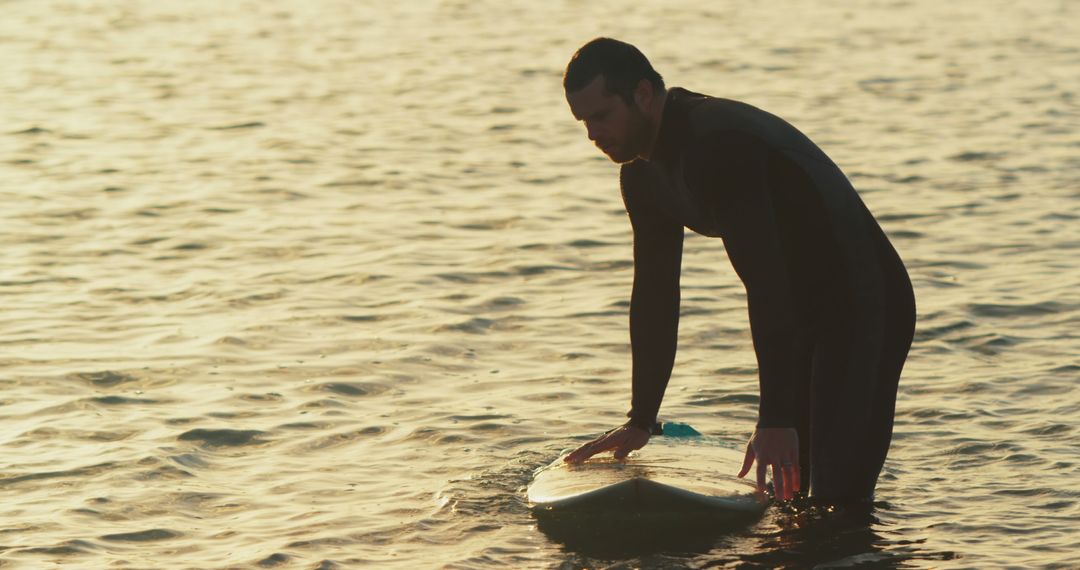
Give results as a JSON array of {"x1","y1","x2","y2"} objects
[{"x1": 563, "y1": 38, "x2": 665, "y2": 104}]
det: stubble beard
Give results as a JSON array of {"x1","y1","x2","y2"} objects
[{"x1": 608, "y1": 106, "x2": 653, "y2": 164}]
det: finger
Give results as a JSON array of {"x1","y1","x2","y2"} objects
[
  {"x1": 565, "y1": 433, "x2": 622, "y2": 463},
  {"x1": 613, "y1": 438, "x2": 639, "y2": 460},
  {"x1": 564, "y1": 441, "x2": 602, "y2": 464},
  {"x1": 781, "y1": 463, "x2": 791, "y2": 501},
  {"x1": 565, "y1": 440, "x2": 609, "y2": 462},
  {"x1": 788, "y1": 464, "x2": 801, "y2": 495},
  {"x1": 563, "y1": 441, "x2": 592, "y2": 463},
  {"x1": 783, "y1": 464, "x2": 795, "y2": 500},
  {"x1": 773, "y1": 463, "x2": 786, "y2": 500},
  {"x1": 563, "y1": 447, "x2": 590, "y2": 464},
  {"x1": 615, "y1": 431, "x2": 650, "y2": 460},
  {"x1": 737, "y1": 444, "x2": 755, "y2": 478},
  {"x1": 756, "y1": 462, "x2": 767, "y2": 492}
]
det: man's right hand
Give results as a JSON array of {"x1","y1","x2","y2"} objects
[
  {"x1": 563, "y1": 425, "x2": 652, "y2": 464},
  {"x1": 737, "y1": 427, "x2": 800, "y2": 501}
]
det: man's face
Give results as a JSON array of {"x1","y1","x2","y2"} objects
[{"x1": 567, "y1": 75, "x2": 651, "y2": 164}]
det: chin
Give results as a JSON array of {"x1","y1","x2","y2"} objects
[{"x1": 603, "y1": 148, "x2": 637, "y2": 164}]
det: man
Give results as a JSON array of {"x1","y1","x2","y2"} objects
[{"x1": 561, "y1": 38, "x2": 916, "y2": 505}]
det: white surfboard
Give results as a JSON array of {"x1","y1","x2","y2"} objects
[{"x1": 528, "y1": 424, "x2": 766, "y2": 524}]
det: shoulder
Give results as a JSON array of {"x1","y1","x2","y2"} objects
[
  {"x1": 680, "y1": 91, "x2": 830, "y2": 163},
  {"x1": 618, "y1": 160, "x2": 681, "y2": 231},
  {"x1": 684, "y1": 129, "x2": 772, "y2": 175},
  {"x1": 664, "y1": 90, "x2": 774, "y2": 160},
  {"x1": 672, "y1": 88, "x2": 791, "y2": 147},
  {"x1": 690, "y1": 128, "x2": 768, "y2": 149}
]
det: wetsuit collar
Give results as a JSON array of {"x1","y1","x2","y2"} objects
[{"x1": 648, "y1": 87, "x2": 688, "y2": 165}]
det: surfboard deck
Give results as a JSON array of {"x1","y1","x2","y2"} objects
[{"x1": 528, "y1": 425, "x2": 766, "y2": 524}]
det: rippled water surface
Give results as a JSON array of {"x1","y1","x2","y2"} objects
[{"x1": 1, "y1": 0, "x2": 1078, "y2": 568}]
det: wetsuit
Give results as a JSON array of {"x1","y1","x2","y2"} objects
[{"x1": 621, "y1": 87, "x2": 916, "y2": 502}]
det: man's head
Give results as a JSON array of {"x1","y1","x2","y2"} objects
[{"x1": 564, "y1": 38, "x2": 666, "y2": 163}]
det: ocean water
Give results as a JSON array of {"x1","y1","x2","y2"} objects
[{"x1": 1, "y1": 0, "x2": 1077, "y2": 568}]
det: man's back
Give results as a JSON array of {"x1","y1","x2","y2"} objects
[{"x1": 620, "y1": 87, "x2": 903, "y2": 324}]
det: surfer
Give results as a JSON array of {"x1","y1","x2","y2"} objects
[{"x1": 560, "y1": 38, "x2": 916, "y2": 505}]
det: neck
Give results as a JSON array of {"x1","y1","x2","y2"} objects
[{"x1": 639, "y1": 90, "x2": 669, "y2": 161}]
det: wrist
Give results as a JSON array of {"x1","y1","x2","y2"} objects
[{"x1": 625, "y1": 416, "x2": 663, "y2": 435}]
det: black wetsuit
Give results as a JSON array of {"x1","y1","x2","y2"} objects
[{"x1": 621, "y1": 87, "x2": 916, "y2": 502}]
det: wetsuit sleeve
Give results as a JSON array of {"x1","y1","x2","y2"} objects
[
  {"x1": 619, "y1": 163, "x2": 684, "y2": 431},
  {"x1": 684, "y1": 133, "x2": 806, "y2": 428}
]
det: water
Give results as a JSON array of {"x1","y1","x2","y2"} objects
[{"x1": 1, "y1": 0, "x2": 1077, "y2": 567}]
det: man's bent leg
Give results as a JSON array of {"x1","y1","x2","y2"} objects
[
  {"x1": 851, "y1": 275, "x2": 916, "y2": 498},
  {"x1": 807, "y1": 314, "x2": 887, "y2": 504}
]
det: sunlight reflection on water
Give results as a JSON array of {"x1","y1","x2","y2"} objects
[{"x1": 1, "y1": 0, "x2": 1077, "y2": 567}]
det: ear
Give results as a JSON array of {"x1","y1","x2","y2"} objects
[{"x1": 633, "y1": 79, "x2": 653, "y2": 109}]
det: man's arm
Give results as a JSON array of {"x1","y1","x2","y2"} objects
[
  {"x1": 621, "y1": 164, "x2": 685, "y2": 431},
  {"x1": 685, "y1": 130, "x2": 807, "y2": 499},
  {"x1": 685, "y1": 132, "x2": 808, "y2": 429},
  {"x1": 562, "y1": 165, "x2": 682, "y2": 465}
]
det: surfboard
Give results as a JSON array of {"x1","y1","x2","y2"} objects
[{"x1": 528, "y1": 424, "x2": 766, "y2": 525}]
